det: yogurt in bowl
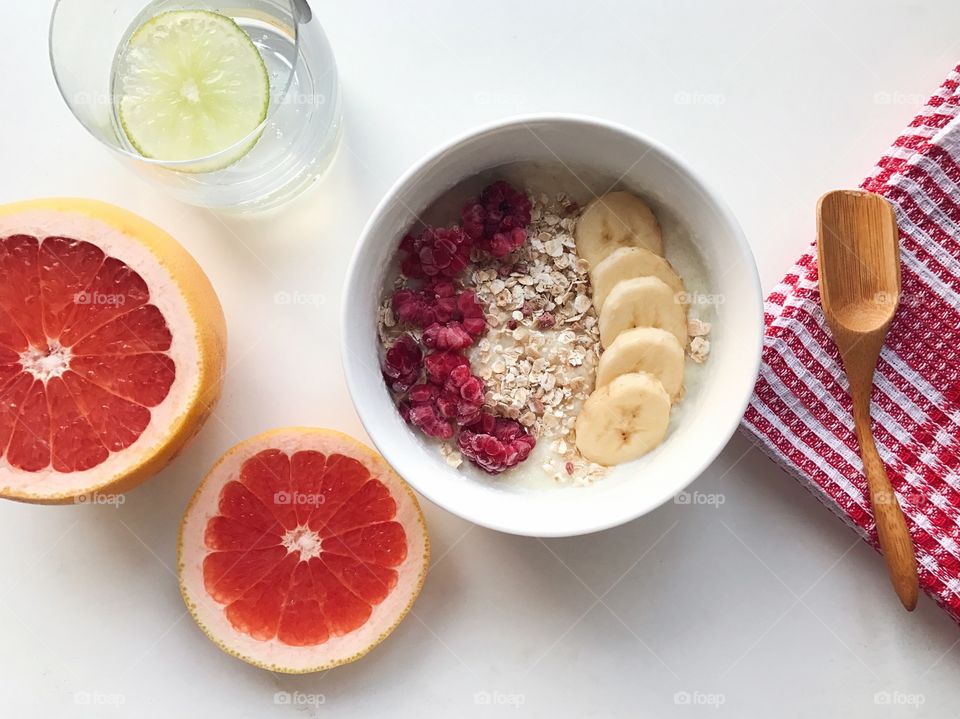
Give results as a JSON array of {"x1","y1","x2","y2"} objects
[{"x1": 342, "y1": 115, "x2": 763, "y2": 537}]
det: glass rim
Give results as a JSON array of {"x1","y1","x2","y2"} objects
[{"x1": 48, "y1": 0, "x2": 303, "y2": 168}]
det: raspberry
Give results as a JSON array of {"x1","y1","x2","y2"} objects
[
  {"x1": 404, "y1": 362, "x2": 485, "y2": 437},
  {"x1": 391, "y1": 280, "x2": 460, "y2": 329},
  {"x1": 424, "y1": 351, "x2": 469, "y2": 384},
  {"x1": 408, "y1": 383, "x2": 438, "y2": 403},
  {"x1": 400, "y1": 226, "x2": 472, "y2": 279},
  {"x1": 422, "y1": 322, "x2": 474, "y2": 351},
  {"x1": 381, "y1": 333, "x2": 422, "y2": 393},
  {"x1": 535, "y1": 312, "x2": 556, "y2": 330},
  {"x1": 392, "y1": 289, "x2": 433, "y2": 327},
  {"x1": 461, "y1": 181, "x2": 532, "y2": 258},
  {"x1": 461, "y1": 202, "x2": 485, "y2": 241},
  {"x1": 458, "y1": 413, "x2": 536, "y2": 474},
  {"x1": 463, "y1": 318, "x2": 486, "y2": 336},
  {"x1": 459, "y1": 376, "x2": 485, "y2": 404},
  {"x1": 441, "y1": 365, "x2": 485, "y2": 426},
  {"x1": 457, "y1": 290, "x2": 486, "y2": 336},
  {"x1": 447, "y1": 364, "x2": 485, "y2": 403},
  {"x1": 465, "y1": 412, "x2": 527, "y2": 440},
  {"x1": 489, "y1": 227, "x2": 528, "y2": 258},
  {"x1": 430, "y1": 280, "x2": 461, "y2": 322},
  {"x1": 406, "y1": 399, "x2": 455, "y2": 440},
  {"x1": 392, "y1": 281, "x2": 485, "y2": 335}
]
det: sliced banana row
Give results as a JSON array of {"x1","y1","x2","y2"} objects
[{"x1": 573, "y1": 191, "x2": 690, "y2": 467}]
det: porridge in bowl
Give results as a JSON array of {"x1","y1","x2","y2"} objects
[{"x1": 377, "y1": 171, "x2": 713, "y2": 487}]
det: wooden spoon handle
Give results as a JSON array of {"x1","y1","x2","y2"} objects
[{"x1": 854, "y1": 411, "x2": 919, "y2": 611}]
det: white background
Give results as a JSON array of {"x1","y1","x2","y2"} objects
[{"x1": 2, "y1": 1, "x2": 959, "y2": 717}]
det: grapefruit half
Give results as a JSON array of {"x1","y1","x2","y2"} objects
[
  {"x1": 0, "y1": 199, "x2": 226, "y2": 503},
  {"x1": 178, "y1": 428, "x2": 430, "y2": 673}
]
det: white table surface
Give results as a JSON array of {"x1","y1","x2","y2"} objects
[{"x1": 3, "y1": 2, "x2": 960, "y2": 717}]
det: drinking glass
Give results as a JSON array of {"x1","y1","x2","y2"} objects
[{"x1": 50, "y1": 0, "x2": 342, "y2": 212}]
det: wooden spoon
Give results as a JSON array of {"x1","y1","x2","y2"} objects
[{"x1": 817, "y1": 190, "x2": 919, "y2": 611}]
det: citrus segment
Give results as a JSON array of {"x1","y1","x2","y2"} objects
[
  {"x1": 38, "y1": 236, "x2": 106, "y2": 338},
  {"x1": 179, "y1": 428, "x2": 429, "y2": 673},
  {"x1": 0, "y1": 235, "x2": 46, "y2": 346},
  {"x1": 72, "y1": 304, "x2": 172, "y2": 355},
  {"x1": 8, "y1": 379, "x2": 50, "y2": 472},
  {"x1": 62, "y1": 371, "x2": 151, "y2": 452}
]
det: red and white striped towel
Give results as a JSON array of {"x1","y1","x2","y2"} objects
[{"x1": 741, "y1": 64, "x2": 960, "y2": 619}]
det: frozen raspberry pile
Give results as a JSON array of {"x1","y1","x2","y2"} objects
[{"x1": 381, "y1": 181, "x2": 536, "y2": 475}]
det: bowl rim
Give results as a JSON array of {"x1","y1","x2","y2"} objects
[{"x1": 341, "y1": 112, "x2": 764, "y2": 536}]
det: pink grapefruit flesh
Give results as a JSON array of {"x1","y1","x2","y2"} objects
[
  {"x1": 178, "y1": 428, "x2": 430, "y2": 673},
  {"x1": 0, "y1": 235, "x2": 173, "y2": 472},
  {"x1": 0, "y1": 199, "x2": 227, "y2": 503}
]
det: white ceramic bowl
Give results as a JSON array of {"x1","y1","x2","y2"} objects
[{"x1": 342, "y1": 115, "x2": 763, "y2": 537}]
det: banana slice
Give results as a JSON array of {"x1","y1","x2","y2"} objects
[
  {"x1": 598, "y1": 276, "x2": 687, "y2": 348},
  {"x1": 575, "y1": 191, "x2": 663, "y2": 270},
  {"x1": 575, "y1": 373, "x2": 671, "y2": 466},
  {"x1": 591, "y1": 246, "x2": 687, "y2": 312},
  {"x1": 596, "y1": 327, "x2": 685, "y2": 399}
]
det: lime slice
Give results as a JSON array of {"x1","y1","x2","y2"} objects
[{"x1": 116, "y1": 10, "x2": 270, "y2": 170}]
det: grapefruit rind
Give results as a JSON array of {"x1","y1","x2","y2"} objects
[
  {"x1": 0, "y1": 198, "x2": 227, "y2": 504},
  {"x1": 177, "y1": 427, "x2": 430, "y2": 674}
]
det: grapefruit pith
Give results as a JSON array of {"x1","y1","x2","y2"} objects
[
  {"x1": 0, "y1": 198, "x2": 226, "y2": 503},
  {"x1": 178, "y1": 428, "x2": 430, "y2": 673}
]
